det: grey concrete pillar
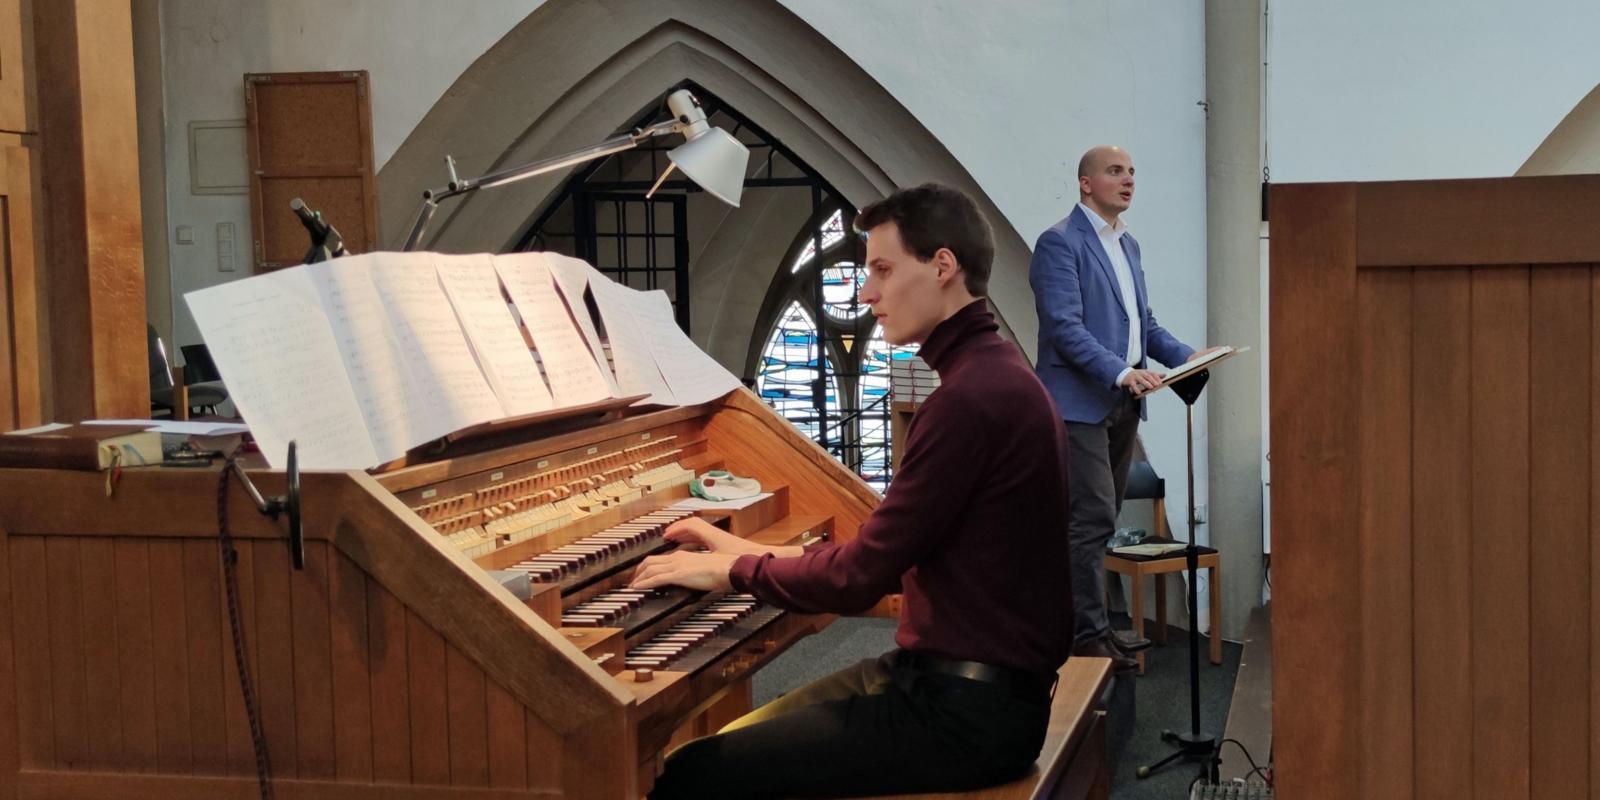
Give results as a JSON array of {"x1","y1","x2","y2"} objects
[{"x1": 1204, "y1": 0, "x2": 1264, "y2": 639}]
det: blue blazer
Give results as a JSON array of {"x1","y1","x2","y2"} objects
[{"x1": 1029, "y1": 206, "x2": 1193, "y2": 424}]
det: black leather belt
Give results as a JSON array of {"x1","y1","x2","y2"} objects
[{"x1": 892, "y1": 650, "x2": 1056, "y2": 704}]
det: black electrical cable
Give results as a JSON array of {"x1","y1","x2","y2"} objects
[{"x1": 218, "y1": 460, "x2": 275, "y2": 800}]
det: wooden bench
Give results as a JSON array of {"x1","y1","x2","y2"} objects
[{"x1": 876, "y1": 656, "x2": 1113, "y2": 800}]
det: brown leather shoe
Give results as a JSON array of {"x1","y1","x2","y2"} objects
[
  {"x1": 1072, "y1": 635, "x2": 1138, "y2": 672},
  {"x1": 1111, "y1": 629, "x2": 1153, "y2": 654}
]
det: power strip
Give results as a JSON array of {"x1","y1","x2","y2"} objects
[{"x1": 1191, "y1": 781, "x2": 1274, "y2": 799}]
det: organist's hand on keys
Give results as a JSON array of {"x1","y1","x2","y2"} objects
[
  {"x1": 663, "y1": 517, "x2": 806, "y2": 558},
  {"x1": 629, "y1": 550, "x2": 739, "y2": 591}
]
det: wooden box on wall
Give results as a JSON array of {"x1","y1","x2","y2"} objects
[{"x1": 245, "y1": 71, "x2": 377, "y2": 271}]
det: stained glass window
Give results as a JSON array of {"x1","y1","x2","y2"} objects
[
  {"x1": 789, "y1": 209, "x2": 846, "y2": 273},
  {"x1": 858, "y1": 322, "x2": 919, "y2": 491},
  {"x1": 756, "y1": 302, "x2": 841, "y2": 443}
]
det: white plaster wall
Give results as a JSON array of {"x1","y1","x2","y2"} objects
[
  {"x1": 160, "y1": 0, "x2": 540, "y2": 347},
  {"x1": 1267, "y1": 0, "x2": 1600, "y2": 182}
]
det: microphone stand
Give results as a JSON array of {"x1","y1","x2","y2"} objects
[{"x1": 290, "y1": 198, "x2": 347, "y2": 265}]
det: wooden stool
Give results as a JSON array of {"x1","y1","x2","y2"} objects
[{"x1": 1104, "y1": 541, "x2": 1223, "y2": 674}]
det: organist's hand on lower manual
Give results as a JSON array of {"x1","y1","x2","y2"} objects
[
  {"x1": 629, "y1": 551, "x2": 738, "y2": 592},
  {"x1": 664, "y1": 517, "x2": 766, "y2": 556}
]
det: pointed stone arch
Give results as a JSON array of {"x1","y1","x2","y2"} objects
[
  {"x1": 1519, "y1": 82, "x2": 1600, "y2": 176},
  {"x1": 379, "y1": 0, "x2": 1033, "y2": 347}
]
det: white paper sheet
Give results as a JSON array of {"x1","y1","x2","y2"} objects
[
  {"x1": 367, "y1": 253, "x2": 508, "y2": 434},
  {"x1": 588, "y1": 277, "x2": 675, "y2": 404},
  {"x1": 493, "y1": 253, "x2": 615, "y2": 407},
  {"x1": 669, "y1": 493, "x2": 774, "y2": 511},
  {"x1": 435, "y1": 253, "x2": 556, "y2": 417},
  {"x1": 544, "y1": 253, "x2": 622, "y2": 396},
  {"x1": 305, "y1": 257, "x2": 443, "y2": 463},
  {"x1": 83, "y1": 419, "x2": 250, "y2": 436},
  {"x1": 610, "y1": 286, "x2": 742, "y2": 406},
  {"x1": 185, "y1": 270, "x2": 379, "y2": 469}
]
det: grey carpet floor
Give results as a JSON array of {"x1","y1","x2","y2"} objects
[{"x1": 751, "y1": 615, "x2": 1246, "y2": 800}]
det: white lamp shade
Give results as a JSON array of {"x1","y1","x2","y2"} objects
[{"x1": 668, "y1": 126, "x2": 749, "y2": 207}]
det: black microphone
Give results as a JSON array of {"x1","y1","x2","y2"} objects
[{"x1": 289, "y1": 197, "x2": 329, "y2": 238}]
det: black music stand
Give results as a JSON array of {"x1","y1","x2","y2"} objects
[{"x1": 1134, "y1": 348, "x2": 1243, "y2": 782}]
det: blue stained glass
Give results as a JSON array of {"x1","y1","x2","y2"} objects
[
  {"x1": 758, "y1": 302, "x2": 841, "y2": 439},
  {"x1": 856, "y1": 322, "x2": 919, "y2": 493}
]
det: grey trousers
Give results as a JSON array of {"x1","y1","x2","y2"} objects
[{"x1": 1065, "y1": 393, "x2": 1139, "y2": 644}]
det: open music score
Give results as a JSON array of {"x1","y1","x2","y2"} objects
[{"x1": 184, "y1": 250, "x2": 741, "y2": 470}]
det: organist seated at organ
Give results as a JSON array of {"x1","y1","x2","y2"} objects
[{"x1": 631, "y1": 184, "x2": 1076, "y2": 799}]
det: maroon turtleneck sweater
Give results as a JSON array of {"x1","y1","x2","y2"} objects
[{"x1": 730, "y1": 299, "x2": 1075, "y2": 676}]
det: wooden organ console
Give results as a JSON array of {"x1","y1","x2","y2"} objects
[{"x1": 0, "y1": 389, "x2": 879, "y2": 798}]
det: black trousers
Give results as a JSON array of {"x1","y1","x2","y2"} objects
[{"x1": 649, "y1": 653, "x2": 1051, "y2": 799}]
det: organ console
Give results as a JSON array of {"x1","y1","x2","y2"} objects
[{"x1": 0, "y1": 388, "x2": 878, "y2": 798}]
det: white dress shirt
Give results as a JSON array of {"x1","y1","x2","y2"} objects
[{"x1": 1077, "y1": 202, "x2": 1141, "y2": 388}]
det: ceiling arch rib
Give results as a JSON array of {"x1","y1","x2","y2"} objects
[{"x1": 379, "y1": 0, "x2": 1031, "y2": 347}]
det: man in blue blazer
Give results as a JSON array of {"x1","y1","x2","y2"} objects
[{"x1": 1029, "y1": 146, "x2": 1213, "y2": 671}]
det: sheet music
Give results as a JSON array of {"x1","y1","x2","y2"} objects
[
  {"x1": 184, "y1": 270, "x2": 379, "y2": 469},
  {"x1": 366, "y1": 253, "x2": 508, "y2": 438},
  {"x1": 589, "y1": 276, "x2": 675, "y2": 404},
  {"x1": 545, "y1": 253, "x2": 622, "y2": 396},
  {"x1": 493, "y1": 253, "x2": 615, "y2": 407},
  {"x1": 306, "y1": 256, "x2": 447, "y2": 463},
  {"x1": 435, "y1": 253, "x2": 555, "y2": 416},
  {"x1": 599, "y1": 283, "x2": 742, "y2": 406}
]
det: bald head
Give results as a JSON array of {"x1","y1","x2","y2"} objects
[
  {"x1": 1077, "y1": 146, "x2": 1135, "y2": 221},
  {"x1": 1077, "y1": 146, "x2": 1129, "y2": 180}
]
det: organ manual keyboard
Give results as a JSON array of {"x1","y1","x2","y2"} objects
[{"x1": 0, "y1": 389, "x2": 877, "y2": 798}]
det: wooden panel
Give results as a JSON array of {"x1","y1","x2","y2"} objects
[
  {"x1": 9, "y1": 536, "x2": 51, "y2": 770},
  {"x1": 484, "y1": 682, "x2": 527, "y2": 789},
  {"x1": 1, "y1": 144, "x2": 41, "y2": 431},
  {"x1": 0, "y1": 530, "x2": 16, "y2": 800},
  {"x1": 1268, "y1": 182, "x2": 1360, "y2": 796},
  {"x1": 252, "y1": 542, "x2": 298, "y2": 777},
  {"x1": 328, "y1": 549, "x2": 373, "y2": 782},
  {"x1": 289, "y1": 541, "x2": 335, "y2": 779},
  {"x1": 0, "y1": 0, "x2": 28, "y2": 132},
  {"x1": 43, "y1": 537, "x2": 86, "y2": 768},
  {"x1": 526, "y1": 710, "x2": 563, "y2": 793},
  {"x1": 78, "y1": 537, "x2": 122, "y2": 767},
  {"x1": 1469, "y1": 267, "x2": 1532, "y2": 799},
  {"x1": 1530, "y1": 266, "x2": 1591, "y2": 800},
  {"x1": 446, "y1": 644, "x2": 490, "y2": 787},
  {"x1": 149, "y1": 539, "x2": 192, "y2": 772},
  {"x1": 406, "y1": 612, "x2": 450, "y2": 785},
  {"x1": 182, "y1": 539, "x2": 229, "y2": 774},
  {"x1": 367, "y1": 580, "x2": 411, "y2": 783},
  {"x1": 1354, "y1": 268, "x2": 1412, "y2": 799},
  {"x1": 112, "y1": 539, "x2": 157, "y2": 771},
  {"x1": 1357, "y1": 176, "x2": 1600, "y2": 267},
  {"x1": 220, "y1": 538, "x2": 260, "y2": 776},
  {"x1": 13, "y1": 770, "x2": 557, "y2": 799},
  {"x1": 1593, "y1": 270, "x2": 1600, "y2": 800},
  {"x1": 33, "y1": 0, "x2": 147, "y2": 421},
  {"x1": 1410, "y1": 269, "x2": 1473, "y2": 800},
  {"x1": 245, "y1": 71, "x2": 376, "y2": 269}
]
